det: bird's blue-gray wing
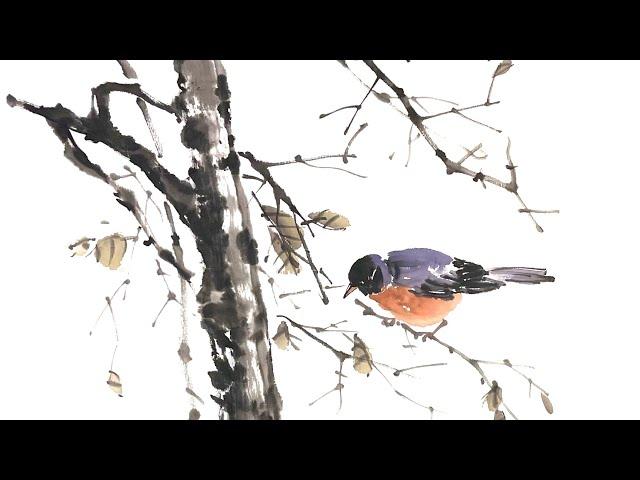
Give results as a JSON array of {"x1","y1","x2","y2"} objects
[
  {"x1": 386, "y1": 248, "x2": 454, "y2": 288},
  {"x1": 386, "y1": 249, "x2": 505, "y2": 300}
]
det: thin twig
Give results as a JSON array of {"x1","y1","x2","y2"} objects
[
  {"x1": 518, "y1": 209, "x2": 560, "y2": 214},
  {"x1": 90, "y1": 279, "x2": 130, "y2": 336},
  {"x1": 261, "y1": 154, "x2": 364, "y2": 178},
  {"x1": 354, "y1": 298, "x2": 519, "y2": 419},
  {"x1": 421, "y1": 101, "x2": 500, "y2": 121},
  {"x1": 457, "y1": 144, "x2": 483, "y2": 166},
  {"x1": 477, "y1": 359, "x2": 550, "y2": 397},
  {"x1": 243, "y1": 163, "x2": 329, "y2": 304},
  {"x1": 279, "y1": 289, "x2": 311, "y2": 299},
  {"x1": 343, "y1": 123, "x2": 368, "y2": 164},
  {"x1": 9, "y1": 95, "x2": 196, "y2": 278},
  {"x1": 355, "y1": 61, "x2": 554, "y2": 233},
  {"x1": 319, "y1": 104, "x2": 360, "y2": 119},
  {"x1": 115, "y1": 60, "x2": 164, "y2": 157},
  {"x1": 261, "y1": 154, "x2": 356, "y2": 167},
  {"x1": 281, "y1": 315, "x2": 443, "y2": 415},
  {"x1": 344, "y1": 76, "x2": 379, "y2": 135},
  {"x1": 393, "y1": 363, "x2": 447, "y2": 376}
]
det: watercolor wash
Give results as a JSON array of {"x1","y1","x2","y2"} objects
[{"x1": 7, "y1": 60, "x2": 557, "y2": 420}]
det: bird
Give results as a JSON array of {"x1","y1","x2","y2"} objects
[{"x1": 343, "y1": 248, "x2": 554, "y2": 327}]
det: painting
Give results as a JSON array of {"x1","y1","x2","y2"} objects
[{"x1": 4, "y1": 59, "x2": 602, "y2": 420}]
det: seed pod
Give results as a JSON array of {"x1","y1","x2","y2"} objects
[
  {"x1": 95, "y1": 234, "x2": 128, "y2": 270},
  {"x1": 541, "y1": 393, "x2": 554, "y2": 414}
]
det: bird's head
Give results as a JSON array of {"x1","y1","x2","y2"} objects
[{"x1": 344, "y1": 254, "x2": 389, "y2": 298}]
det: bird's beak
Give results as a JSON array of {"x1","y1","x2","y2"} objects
[{"x1": 343, "y1": 284, "x2": 358, "y2": 299}]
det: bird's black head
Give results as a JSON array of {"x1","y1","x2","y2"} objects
[{"x1": 344, "y1": 254, "x2": 387, "y2": 298}]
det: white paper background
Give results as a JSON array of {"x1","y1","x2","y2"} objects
[{"x1": 0, "y1": 60, "x2": 636, "y2": 419}]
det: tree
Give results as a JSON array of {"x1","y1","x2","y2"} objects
[{"x1": 7, "y1": 60, "x2": 556, "y2": 420}]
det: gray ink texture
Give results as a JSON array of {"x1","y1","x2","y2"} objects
[
  {"x1": 7, "y1": 60, "x2": 558, "y2": 421},
  {"x1": 174, "y1": 60, "x2": 281, "y2": 419},
  {"x1": 9, "y1": 60, "x2": 283, "y2": 420}
]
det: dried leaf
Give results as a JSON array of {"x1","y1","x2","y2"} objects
[
  {"x1": 107, "y1": 370, "x2": 123, "y2": 397},
  {"x1": 374, "y1": 91, "x2": 392, "y2": 103},
  {"x1": 269, "y1": 230, "x2": 300, "y2": 275},
  {"x1": 262, "y1": 206, "x2": 303, "y2": 250},
  {"x1": 68, "y1": 237, "x2": 94, "y2": 257},
  {"x1": 352, "y1": 334, "x2": 373, "y2": 376},
  {"x1": 189, "y1": 408, "x2": 200, "y2": 420},
  {"x1": 483, "y1": 381, "x2": 502, "y2": 412},
  {"x1": 494, "y1": 410, "x2": 506, "y2": 420},
  {"x1": 272, "y1": 321, "x2": 292, "y2": 350},
  {"x1": 541, "y1": 393, "x2": 554, "y2": 414},
  {"x1": 177, "y1": 342, "x2": 192, "y2": 364},
  {"x1": 493, "y1": 60, "x2": 513, "y2": 77},
  {"x1": 307, "y1": 209, "x2": 351, "y2": 230},
  {"x1": 95, "y1": 234, "x2": 128, "y2": 270}
]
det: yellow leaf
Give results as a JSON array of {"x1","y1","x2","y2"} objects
[
  {"x1": 269, "y1": 231, "x2": 300, "y2": 275},
  {"x1": 272, "y1": 321, "x2": 291, "y2": 350},
  {"x1": 95, "y1": 234, "x2": 127, "y2": 270},
  {"x1": 262, "y1": 206, "x2": 303, "y2": 250},
  {"x1": 352, "y1": 334, "x2": 373, "y2": 375},
  {"x1": 308, "y1": 210, "x2": 351, "y2": 230}
]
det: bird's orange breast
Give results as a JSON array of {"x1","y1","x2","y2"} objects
[{"x1": 369, "y1": 286, "x2": 461, "y2": 327}]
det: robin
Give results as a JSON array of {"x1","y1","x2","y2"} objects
[{"x1": 344, "y1": 248, "x2": 554, "y2": 327}]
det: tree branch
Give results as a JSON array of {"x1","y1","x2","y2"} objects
[
  {"x1": 352, "y1": 60, "x2": 554, "y2": 232},
  {"x1": 7, "y1": 94, "x2": 198, "y2": 230},
  {"x1": 11, "y1": 109, "x2": 194, "y2": 280},
  {"x1": 354, "y1": 298, "x2": 526, "y2": 419},
  {"x1": 241, "y1": 151, "x2": 330, "y2": 304},
  {"x1": 116, "y1": 60, "x2": 165, "y2": 158},
  {"x1": 279, "y1": 314, "x2": 443, "y2": 416}
]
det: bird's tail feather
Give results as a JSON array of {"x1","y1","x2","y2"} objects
[{"x1": 487, "y1": 267, "x2": 555, "y2": 284}]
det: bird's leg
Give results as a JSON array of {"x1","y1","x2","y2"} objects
[
  {"x1": 397, "y1": 318, "x2": 448, "y2": 341},
  {"x1": 381, "y1": 317, "x2": 396, "y2": 327}
]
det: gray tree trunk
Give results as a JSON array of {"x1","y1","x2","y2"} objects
[
  {"x1": 8, "y1": 59, "x2": 282, "y2": 420},
  {"x1": 174, "y1": 60, "x2": 282, "y2": 419}
]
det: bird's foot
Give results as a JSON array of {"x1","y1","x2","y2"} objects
[{"x1": 381, "y1": 318, "x2": 396, "y2": 327}]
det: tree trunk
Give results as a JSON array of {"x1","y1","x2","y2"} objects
[{"x1": 174, "y1": 60, "x2": 282, "y2": 419}]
